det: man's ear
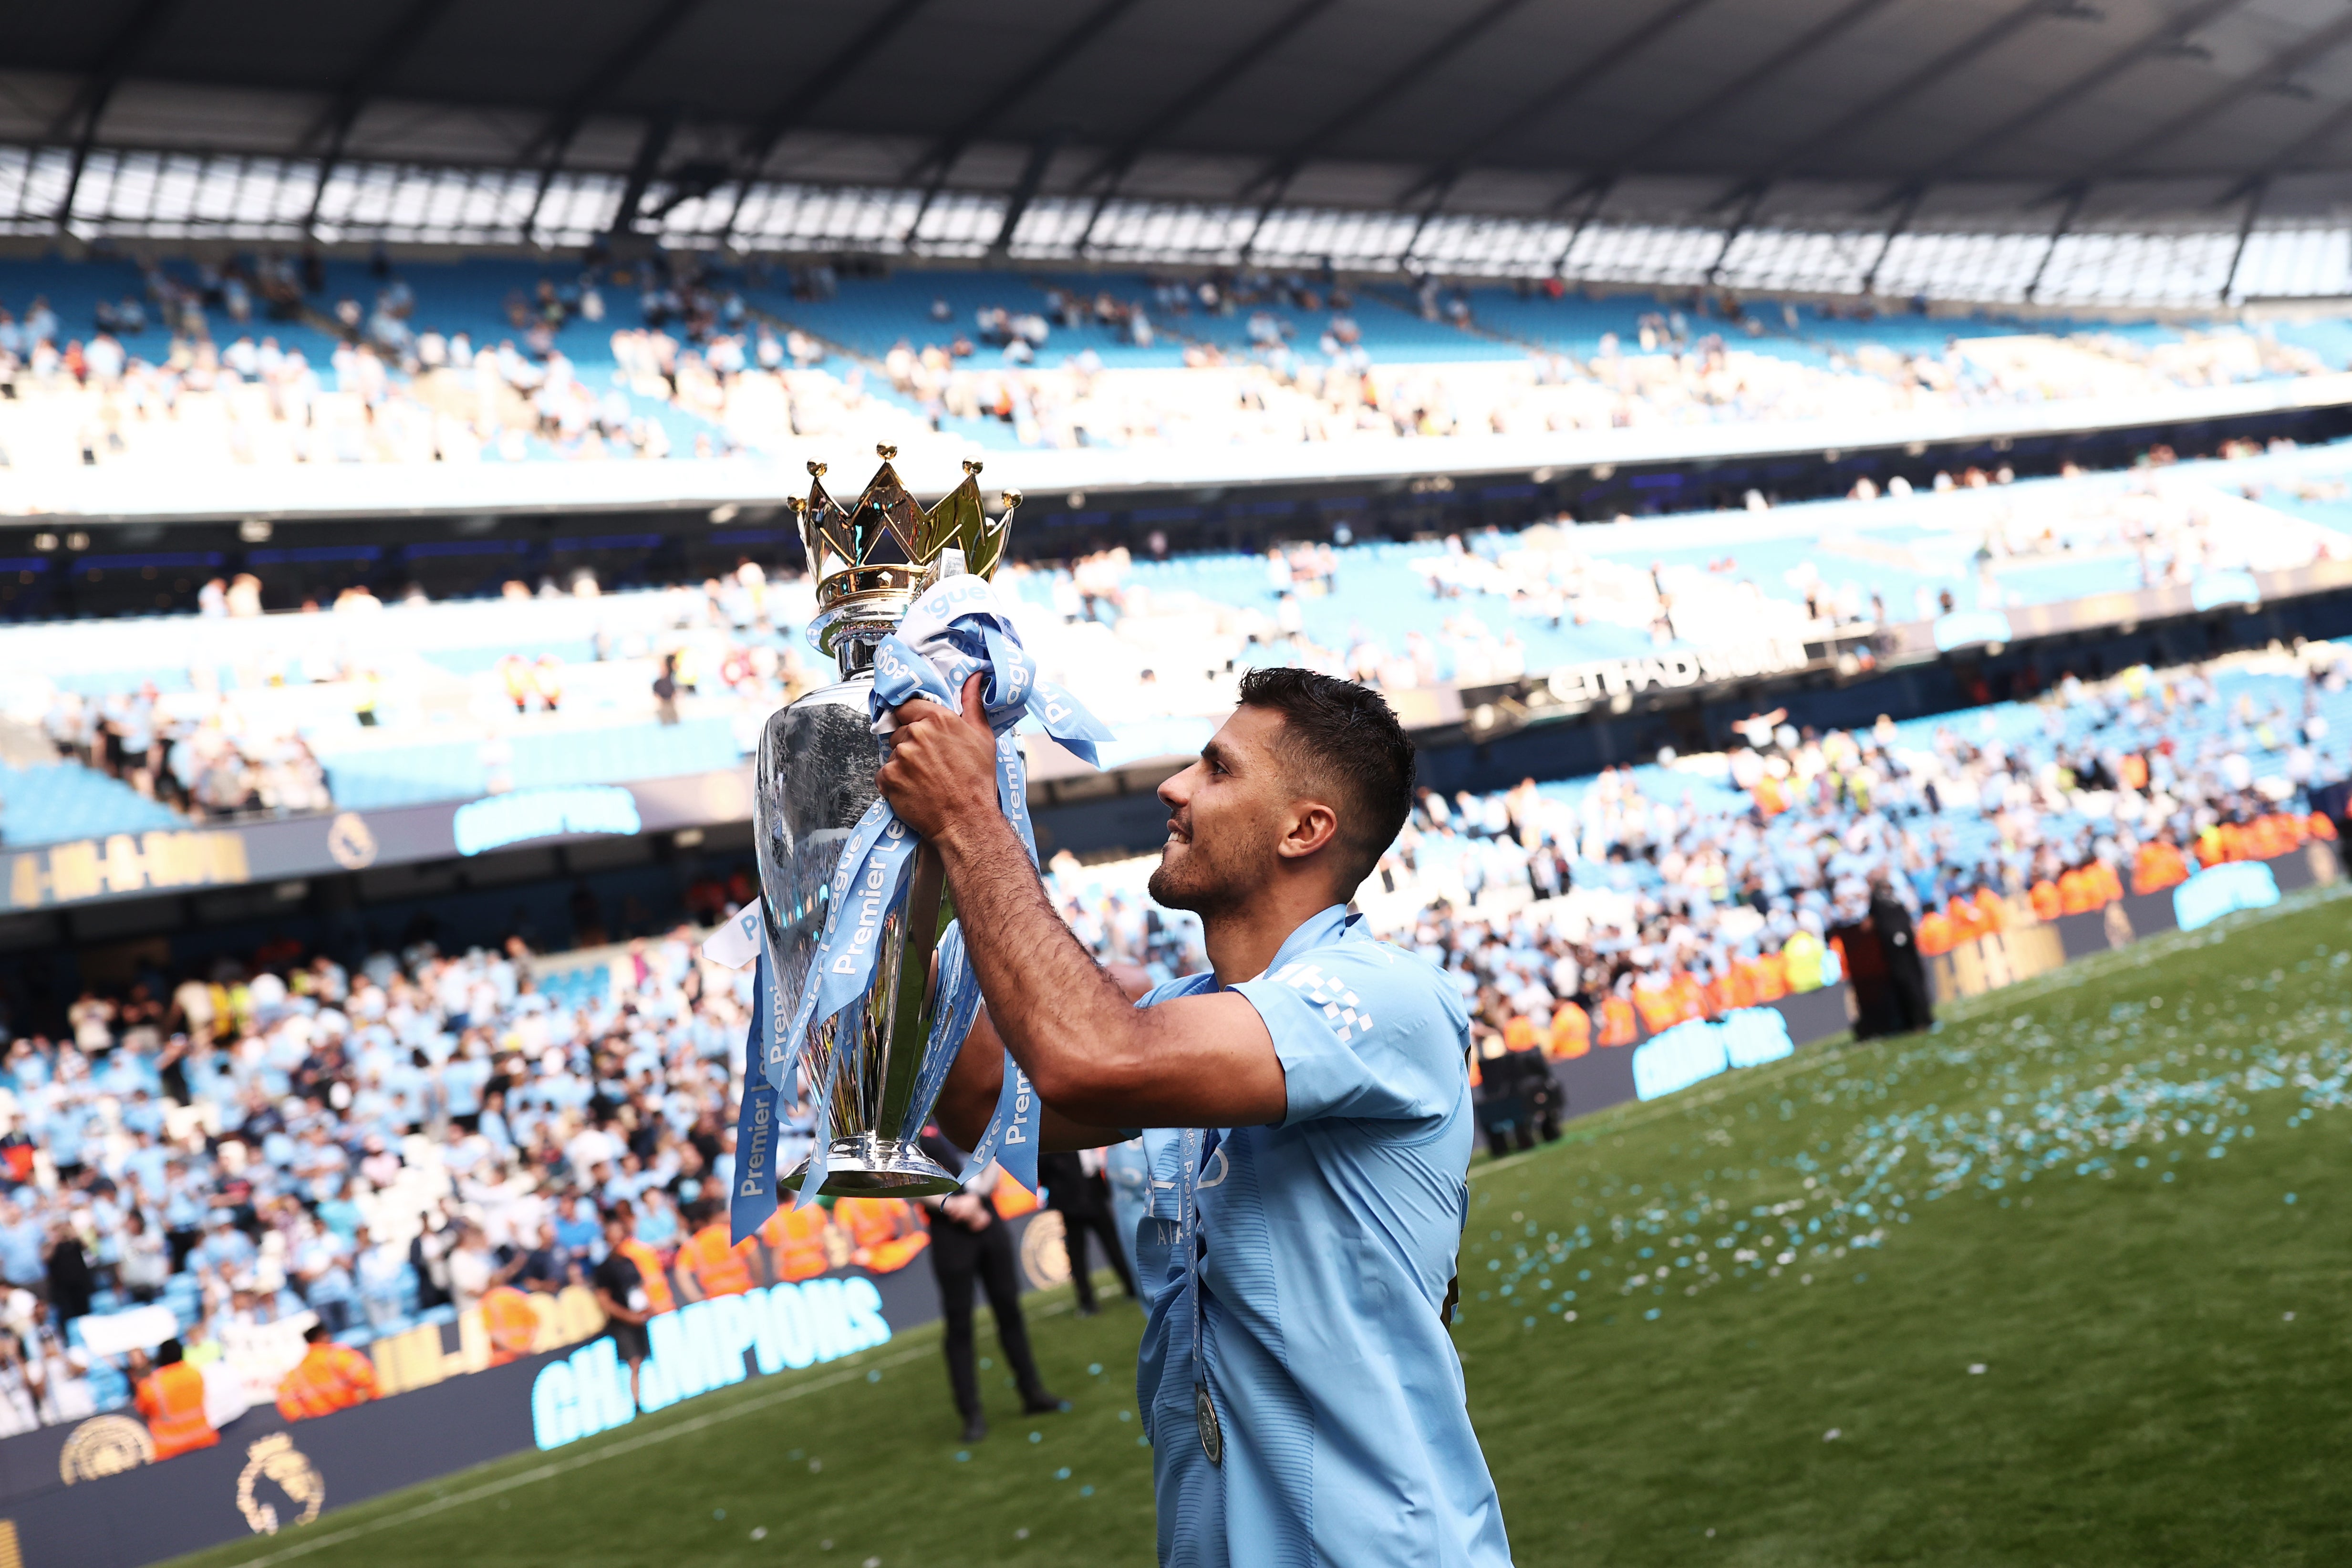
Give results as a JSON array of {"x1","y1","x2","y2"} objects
[{"x1": 1276, "y1": 800, "x2": 1341, "y2": 862}]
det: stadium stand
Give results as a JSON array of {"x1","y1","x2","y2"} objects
[
  {"x1": 10, "y1": 254, "x2": 2352, "y2": 480},
  {"x1": 1, "y1": 635, "x2": 2342, "y2": 1433},
  {"x1": 0, "y1": 441, "x2": 2347, "y2": 847}
]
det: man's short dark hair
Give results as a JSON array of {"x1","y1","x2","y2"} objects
[{"x1": 1236, "y1": 667, "x2": 1417, "y2": 894}]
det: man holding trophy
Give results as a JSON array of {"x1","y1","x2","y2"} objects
[{"x1": 737, "y1": 449, "x2": 1511, "y2": 1566}]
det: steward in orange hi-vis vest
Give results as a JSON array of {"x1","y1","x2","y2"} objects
[
  {"x1": 676, "y1": 1205, "x2": 759, "y2": 1300},
  {"x1": 1916, "y1": 908, "x2": 1955, "y2": 957},
  {"x1": 837, "y1": 1197, "x2": 930, "y2": 1273},
  {"x1": 135, "y1": 1339, "x2": 217, "y2": 1459},
  {"x1": 481, "y1": 1284, "x2": 541, "y2": 1365},
  {"x1": 1546, "y1": 1001, "x2": 1591, "y2": 1059},
  {"x1": 277, "y1": 1323, "x2": 380, "y2": 1420},
  {"x1": 760, "y1": 1201, "x2": 833, "y2": 1282}
]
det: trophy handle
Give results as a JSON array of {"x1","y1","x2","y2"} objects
[{"x1": 874, "y1": 840, "x2": 950, "y2": 1141}]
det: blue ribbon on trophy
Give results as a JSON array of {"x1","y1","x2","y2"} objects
[
  {"x1": 728, "y1": 951, "x2": 781, "y2": 1244},
  {"x1": 753, "y1": 575, "x2": 1113, "y2": 1208}
]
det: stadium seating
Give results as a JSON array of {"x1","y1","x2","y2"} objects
[
  {"x1": 0, "y1": 438, "x2": 2345, "y2": 846},
  {"x1": 0, "y1": 761, "x2": 181, "y2": 844},
  {"x1": 10, "y1": 254, "x2": 2352, "y2": 475}
]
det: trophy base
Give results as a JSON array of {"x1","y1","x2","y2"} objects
[{"x1": 782, "y1": 1137, "x2": 963, "y2": 1198}]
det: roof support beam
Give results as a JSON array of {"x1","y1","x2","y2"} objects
[
  {"x1": 611, "y1": 103, "x2": 683, "y2": 234},
  {"x1": 2217, "y1": 75, "x2": 2352, "y2": 202},
  {"x1": 519, "y1": 0, "x2": 712, "y2": 168},
  {"x1": 1704, "y1": 183, "x2": 1768, "y2": 286},
  {"x1": 2218, "y1": 177, "x2": 2267, "y2": 302},
  {"x1": 1684, "y1": 0, "x2": 2065, "y2": 214},
  {"x1": 48, "y1": 0, "x2": 190, "y2": 231},
  {"x1": 1397, "y1": 0, "x2": 1723, "y2": 207},
  {"x1": 1550, "y1": 176, "x2": 1616, "y2": 275},
  {"x1": 990, "y1": 131, "x2": 1067, "y2": 255},
  {"x1": 2023, "y1": 182, "x2": 2084, "y2": 302},
  {"x1": 1236, "y1": 0, "x2": 1537, "y2": 226},
  {"x1": 1070, "y1": 0, "x2": 1342, "y2": 208},
  {"x1": 1524, "y1": 0, "x2": 1903, "y2": 215},
  {"x1": 2041, "y1": 8, "x2": 2352, "y2": 199},
  {"x1": 300, "y1": 0, "x2": 466, "y2": 234},
  {"x1": 903, "y1": 0, "x2": 1147, "y2": 187},
  {"x1": 739, "y1": 0, "x2": 936, "y2": 169},
  {"x1": 1890, "y1": 0, "x2": 2251, "y2": 196},
  {"x1": 719, "y1": 0, "x2": 940, "y2": 245},
  {"x1": 1859, "y1": 183, "x2": 1922, "y2": 297}
]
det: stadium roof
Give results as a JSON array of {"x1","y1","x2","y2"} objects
[{"x1": 9, "y1": 0, "x2": 2352, "y2": 298}]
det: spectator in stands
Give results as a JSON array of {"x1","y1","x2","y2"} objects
[
  {"x1": 445, "y1": 1222, "x2": 496, "y2": 1315},
  {"x1": 44, "y1": 1224, "x2": 93, "y2": 1327},
  {"x1": 117, "y1": 1210, "x2": 170, "y2": 1304}
]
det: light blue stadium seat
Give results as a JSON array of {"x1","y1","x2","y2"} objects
[{"x1": 0, "y1": 762, "x2": 183, "y2": 847}]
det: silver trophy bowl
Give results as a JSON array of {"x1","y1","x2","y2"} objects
[{"x1": 755, "y1": 666, "x2": 962, "y2": 1198}]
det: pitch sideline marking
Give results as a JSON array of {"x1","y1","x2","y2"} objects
[{"x1": 211, "y1": 1298, "x2": 1079, "y2": 1568}]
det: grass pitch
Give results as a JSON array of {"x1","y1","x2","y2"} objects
[{"x1": 176, "y1": 890, "x2": 2352, "y2": 1568}]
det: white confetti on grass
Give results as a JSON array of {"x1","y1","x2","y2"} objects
[{"x1": 1459, "y1": 933, "x2": 2352, "y2": 1324}]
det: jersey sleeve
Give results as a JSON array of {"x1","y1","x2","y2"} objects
[{"x1": 1233, "y1": 944, "x2": 1466, "y2": 1128}]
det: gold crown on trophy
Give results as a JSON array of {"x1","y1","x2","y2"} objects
[{"x1": 791, "y1": 446, "x2": 1019, "y2": 653}]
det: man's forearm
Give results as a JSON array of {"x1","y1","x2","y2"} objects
[
  {"x1": 933, "y1": 1023, "x2": 1003, "y2": 1148},
  {"x1": 933, "y1": 810, "x2": 1144, "y2": 1120}
]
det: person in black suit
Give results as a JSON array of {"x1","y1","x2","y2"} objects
[
  {"x1": 918, "y1": 1127, "x2": 1063, "y2": 1443},
  {"x1": 1870, "y1": 874, "x2": 1936, "y2": 1035},
  {"x1": 1038, "y1": 1149, "x2": 1136, "y2": 1316}
]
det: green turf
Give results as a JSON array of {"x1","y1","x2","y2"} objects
[{"x1": 175, "y1": 888, "x2": 2352, "y2": 1568}]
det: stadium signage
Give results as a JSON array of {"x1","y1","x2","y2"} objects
[
  {"x1": 1546, "y1": 636, "x2": 1813, "y2": 708},
  {"x1": 2172, "y1": 861, "x2": 2281, "y2": 932},
  {"x1": 452, "y1": 785, "x2": 644, "y2": 857},
  {"x1": 1631, "y1": 1007, "x2": 1796, "y2": 1102},
  {"x1": 5, "y1": 828, "x2": 249, "y2": 908},
  {"x1": 529, "y1": 1277, "x2": 894, "y2": 1450},
  {"x1": 0, "y1": 769, "x2": 754, "y2": 914}
]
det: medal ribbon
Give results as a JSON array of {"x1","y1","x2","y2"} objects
[{"x1": 1176, "y1": 1125, "x2": 1221, "y2": 1461}]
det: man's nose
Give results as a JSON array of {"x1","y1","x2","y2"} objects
[{"x1": 1159, "y1": 765, "x2": 1195, "y2": 811}]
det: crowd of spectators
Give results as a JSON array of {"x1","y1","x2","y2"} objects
[
  {"x1": 39, "y1": 683, "x2": 331, "y2": 823},
  {"x1": 0, "y1": 638, "x2": 2339, "y2": 1435},
  {"x1": 9, "y1": 257, "x2": 2352, "y2": 472}
]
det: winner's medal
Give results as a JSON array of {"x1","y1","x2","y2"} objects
[{"x1": 1195, "y1": 1383, "x2": 1223, "y2": 1466}]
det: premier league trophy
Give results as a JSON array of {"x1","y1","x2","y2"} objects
[{"x1": 755, "y1": 446, "x2": 1015, "y2": 1198}]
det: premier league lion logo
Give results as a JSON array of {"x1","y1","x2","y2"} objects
[{"x1": 237, "y1": 1433, "x2": 325, "y2": 1535}]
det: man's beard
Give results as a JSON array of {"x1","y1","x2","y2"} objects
[{"x1": 1148, "y1": 816, "x2": 1270, "y2": 921}]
